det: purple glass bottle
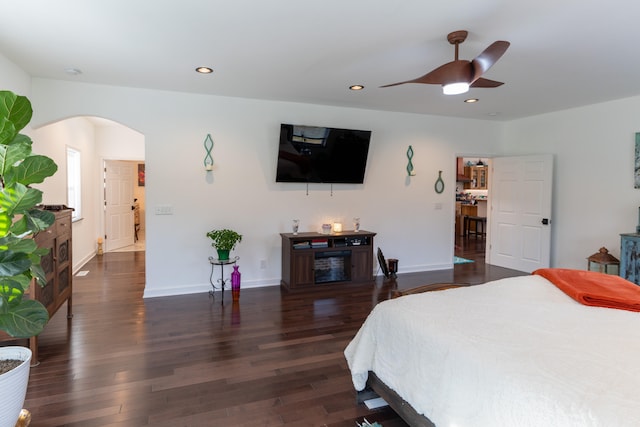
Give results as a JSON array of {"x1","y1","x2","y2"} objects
[{"x1": 231, "y1": 265, "x2": 241, "y2": 301}]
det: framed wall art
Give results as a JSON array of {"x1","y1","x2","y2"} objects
[{"x1": 138, "y1": 163, "x2": 145, "y2": 187}]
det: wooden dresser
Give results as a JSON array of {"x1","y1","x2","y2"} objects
[
  {"x1": 34, "y1": 208, "x2": 73, "y2": 320},
  {"x1": 0, "y1": 208, "x2": 73, "y2": 364}
]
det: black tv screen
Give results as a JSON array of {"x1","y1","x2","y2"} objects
[{"x1": 275, "y1": 124, "x2": 371, "y2": 183}]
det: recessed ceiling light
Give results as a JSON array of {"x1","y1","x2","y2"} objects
[
  {"x1": 195, "y1": 67, "x2": 214, "y2": 74},
  {"x1": 349, "y1": 85, "x2": 364, "y2": 91},
  {"x1": 64, "y1": 68, "x2": 82, "y2": 76},
  {"x1": 488, "y1": 112, "x2": 499, "y2": 116},
  {"x1": 464, "y1": 98, "x2": 479, "y2": 103}
]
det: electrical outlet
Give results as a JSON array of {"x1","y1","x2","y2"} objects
[
  {"x1": 434, "y1": 202, "x2": 443, "y2": 210},
  {"x1": 260, "y1": 259, "x2": 267, "y2": 269}
]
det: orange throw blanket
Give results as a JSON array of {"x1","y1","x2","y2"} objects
[{"x1": 533, "y1": 268, "x2": 640, "y2": 312}]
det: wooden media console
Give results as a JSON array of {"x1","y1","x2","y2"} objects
[{"x1": 280, "y1": 230, "x2": 376, "y2": 291}]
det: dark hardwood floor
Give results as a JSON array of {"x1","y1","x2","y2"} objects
[{"x1": 18, "y1": 237, "x2": 524, "y2": 426}]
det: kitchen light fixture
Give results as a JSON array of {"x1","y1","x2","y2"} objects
[
  {"x1": 349, "y1": 85, "x2": 364, "y2": 90},
  {"x1": 442, "y1": 82, "x2": 469, "y2": 95},
  {"x1": 195, "y1": 67, "x2": 213, "y2": 74}
]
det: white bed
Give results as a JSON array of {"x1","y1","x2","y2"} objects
[{"x1": 344, "y1": 274, "x2": 640, "y2": 427}]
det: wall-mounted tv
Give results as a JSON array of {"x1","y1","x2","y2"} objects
[{"x1": 275, "y1": 123, "x2": 372, "y2": 184}]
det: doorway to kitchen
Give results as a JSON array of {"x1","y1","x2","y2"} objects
[{"x1": 455, "y1": 156, "x2": 489, "y2": 263}]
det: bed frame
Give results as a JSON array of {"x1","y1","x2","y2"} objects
[
  {"x1": 356, "y1": 283, "x2": 471, "y2": 427},
  {"x1": 390, "y1": 282, "x2": 471, "y2": 299}
]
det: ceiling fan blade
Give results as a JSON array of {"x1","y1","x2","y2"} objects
[
  {"x1": 379, "y1": 79, "x2": 422, "y2": 88},
  {"x1": 470, "y1": 77, "x2": 505, "y2": 88},
  {"x1": 380, "y1": 60, "x2": 472, "y2": 88},
  {"x1": 470, "y1": 40, "x2": 510, "y2": 83}
]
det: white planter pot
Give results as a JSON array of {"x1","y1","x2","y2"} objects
[{"x1": 0, "y1": 346, "x2": 31, "y2": 427}]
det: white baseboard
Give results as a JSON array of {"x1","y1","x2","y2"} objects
[
  {"x1": 73, "y1": 251, "x2": 97, "y2": 275},
  {"x1": 143, "y1": 278, "x2": 281, "y2": 299}
]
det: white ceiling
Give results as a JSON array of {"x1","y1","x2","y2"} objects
[{"x1": 2, "y1": 0, "x2": 640, "y2": 121}]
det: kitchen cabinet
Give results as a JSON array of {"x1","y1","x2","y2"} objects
[
  {"x1": 464, "y1": 166, "x2": 489, "y2": 189},
  {"x1": 455, "y1": 203, "x2": 478, "y2": 236},
  {"x1": 456, "y1": 158, "x2": 470, "y2": 182}
]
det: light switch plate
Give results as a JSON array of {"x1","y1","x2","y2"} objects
[{"x1": 155, "y1": 205, "x2": 173, "y2": 215}]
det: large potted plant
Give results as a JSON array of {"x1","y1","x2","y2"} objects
[
  {"x1": 0, "y1": 90, "x2": 58, "y2": 427},
  {"x1": 206, "y1": 228, "x2": 242, "y2": 260}
]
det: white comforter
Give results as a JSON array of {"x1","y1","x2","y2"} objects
[{"x1": 344, "y1": 275, "x2": 640, "y2": 427}]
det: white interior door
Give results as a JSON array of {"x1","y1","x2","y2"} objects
[
  {"x1": 104, "y1": 160, "x2": 135, "y2": 251},
  {"x1": 488, "y1": 154, "x2": 553, "y2": 272}
]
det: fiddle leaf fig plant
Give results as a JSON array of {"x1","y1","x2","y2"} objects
[{"x1": 0, "y1": 90, "x2": 58, "y2": 338}]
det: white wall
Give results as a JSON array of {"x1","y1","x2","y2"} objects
[
  {"x1": 95, "y1": 123, "x2": 144, "y2": 160},
  {"x1": 28, "y1": 79, "x2": 504, "y2": 297},
  {"x1": 503, "y1": 96, "x2": 640, "y2": 269},
  {"x1": 0, "y1": 53, "x2": 31, "y2": 96}
]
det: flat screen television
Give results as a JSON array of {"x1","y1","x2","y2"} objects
[{"x1": 275, "y1": 123, "x2": 372, "y2": 183}]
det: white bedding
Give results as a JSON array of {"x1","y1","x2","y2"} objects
[{"x1": 344, "y1": 275, "x2": 640, "y2": 427}]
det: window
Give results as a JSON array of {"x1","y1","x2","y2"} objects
[{"x1": 66, "y1": 147, "x2": 81, "y2": 221}]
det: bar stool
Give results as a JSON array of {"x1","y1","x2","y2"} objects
[{"x1": 465, "y1": 216, "x2": 487, "y2": 239}]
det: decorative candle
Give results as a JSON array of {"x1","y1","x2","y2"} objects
[{"x1": 333, "y1": 222, "x2": 343, "y2": 233}]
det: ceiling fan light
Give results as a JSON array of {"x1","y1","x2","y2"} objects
[{"x1": 443, "y1": 82, "x2": 469, "y2": 95}]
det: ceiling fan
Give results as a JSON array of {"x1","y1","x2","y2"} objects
[{"x1": 381, "y1": 30, "x2": 510, "y2": 95}]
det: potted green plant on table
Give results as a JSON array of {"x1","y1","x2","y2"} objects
[
  {"x1": 0, "y1": 90, "x2": 58, "y2": 427},
  {"x1": 206, "y1": 228, "x2": 242, "y2": 260}
]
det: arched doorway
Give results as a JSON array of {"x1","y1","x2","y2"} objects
[{"x1": 33, "y1": 116, "x2": 145, "y2": 269}]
